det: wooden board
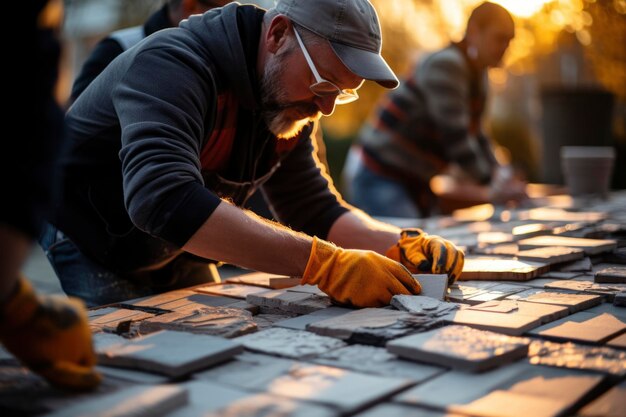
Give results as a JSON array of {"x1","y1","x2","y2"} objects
[
  {"x1": 224, "y1": 272, "x2": 301, "y2": 289},
  {"x1": 459, "y1": 257, "x2": 550, "y2": 281},
  {"x1": 517, "y1": 236, "x2": 617, "y2": 256}
]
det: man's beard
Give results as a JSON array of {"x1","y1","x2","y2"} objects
[{"x1": 260, "y1": 52, "x2": 321, "y2": 139}]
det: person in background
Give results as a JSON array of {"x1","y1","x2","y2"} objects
[
  {"x1": 0, "y1": 0, "x2": 100, "y2": 391},
  {"x1": 345, "y1": 1, "x2": 527, "y2": 218},
  {"x1": 41, "y1": 0, "x2": 464, "y2": 309},
  {"x1": 71, "y1": 0, "x2": 231, "y2": 101}
]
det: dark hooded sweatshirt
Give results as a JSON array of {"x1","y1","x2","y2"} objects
[{"x1": 55, "y1": 3, "x2": 349, "y2": 273}]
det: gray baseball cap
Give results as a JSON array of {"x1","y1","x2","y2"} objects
[{"x1": 274, "y1": 0, "x2": 399, "y2": 89}]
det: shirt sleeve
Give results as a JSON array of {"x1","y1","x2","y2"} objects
[{"x1": 71, "y1": 38, "x2": 124, "y2": 102}]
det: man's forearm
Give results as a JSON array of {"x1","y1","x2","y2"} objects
[
  {"x1": 327, "y1": 209, "x2": 401, "y2": 255},
  {"x1": 182, "y1": 200, "x2": 312, "y2": 276}
]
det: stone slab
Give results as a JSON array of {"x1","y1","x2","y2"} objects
[
  {"x1": 167, "y1": 380, "x2": 254, "y2": 417},
  {"x1": 467, "y1": 300, "x2": 569, "y2": 324},
  {"x1": 246, "y1": 289, "x2": 332, "y2": 315},
  {"x1": 517, "y1": 236, "x2": 617, "y2": 256},
  {"x1": 387, "y1": 325, "x2": 530, "y2": 372},
  {"x1": 506, "y1": 289, "x2": 602, "y2": 313},
  {"x1": 88, "y1": 308, "x2": 155, "y2": 333},
  {"x1": 413, "y1": 274, "x2": 450, "y2": 300},
  {"x1": 515, "y1": 246, "x2": 586, "y2": 265},
  {"x1": 201, "y1": 393, "x2": 338, "y2": 417},
  {"x1": 559, "y1": 257, "x2": 593, "y2": 272},
  {"x1": 459, "y1": 257, "x2": 549, "y2": 281},
  {"x1": 442, "y1": 309, "x2": 542, "y2": 336},
  {"x1": 194, "y1": 283, "x2": 270, "y2": 299},
  {"x1": 578, "y1": 381, "x2": 626, "y2": 417},
  {"x1": 274, "y1": 307, "x2": 353, "y2": 331},
  {"x1": 530, "y1": 312, "x2": 626, "y2": 344},
  {"x1": 390, "y1": 295, "x2": 459, "y2": 317},
  {"x1": 595, "y1": 267, "x2": 626, "y2": 284},
  {"x1": 235, "y1": 327, "x2": 347, "y2": 359}
]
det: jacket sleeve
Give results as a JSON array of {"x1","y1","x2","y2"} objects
[
  {"x1": 419, "y1": 53, "x2": 494, "y2": 184},
  {"x1": 111, "y1": 47, "x2": 222, "y2": 247},
  {"x1": 71, "y1": 38, "x2": 124, "y2": 102},
  {"x1": 262, "y1": 126, "x2": 350, "y2": 239}
]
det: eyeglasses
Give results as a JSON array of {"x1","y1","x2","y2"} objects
[{"x1": 293, "y1": 27, "x2": 360, "y2": 105}]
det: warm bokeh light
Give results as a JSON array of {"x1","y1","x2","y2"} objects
[{"x1": 491, "y1": 0, "x2": 552, "y2": 17}]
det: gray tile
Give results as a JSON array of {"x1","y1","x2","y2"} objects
[
  {"x1": 138, "y1": 305, "x2": 257, "y2": 338},
  {"x1": 201, "y1": 393, "x2": 338, "y2": 417},
  {"x1": 43, "y1": 384, "x2": 188, "y2": 417},
  {"x1": 559, "y1": 257, "x2": 593, "y2": 272},
  {"x1": 252, "y1": 313, "x2": 298, "y2": 330},
  {"x1": 387, "y1": 325, "x2": 529, "y2": 372},
  {"x1": 467, "y1": 300, "x2": 569, "y2": 324},
  {"x1": 464, "y1": 284, "x2": 530, "y2": 303},
  {"x1": 413, "y1": 274, "x2": 449, "y2": 300},
  {"x1": 578, "y1": 381, "x2": 626, "y2": 417},
  {"x1": 313, "y1": 344, "x2": 444, "y2": 383},
  {"x1": 545, "y1": 280, "x2": 626, "y2": 302},
  {"x1": 529, "y1": 312, "x2": 626, "y2": 344},
  {"x1": 274, "y1": 307, "x2": 353, "y2": 331},
  {"x1": 517, "y1": 235, "x2": 617, "y2": 255},
  {"x1": 595, "y1": 266, "x2": 626, "y2": 283},
  {"x1": 194, "y1": 283, "x2": 270, "y2": 299},
  {"x1": 506, "y1": 289, "x2": 602, "y2": 313},
  {"x1": 95, "y1": 330, "x2": 243, "y2": 378},
  {"x1": 88, "y1": 308, "x2": 154, "y2": 333},
  {"x1": 354, "y1": 403, "x2": 455, "y2": 417},
  {"x1": 390, "y1": 295, "x2": 459, "y2": 317},
  {"x1": 235, "y1": 328, "x2": 346, "y2": 359},
  {"x1": 247, "y1": 289, "x2": 332, "y2": 315},
  {"x1": 95, "y1": 365, "x2": 170, "y2": 384},
  {"x1": 167, "y1": 380, "x2": 251, "y2": 417},
  {"x1": 442, "y1": 308, "x2": 542, "y2": 336},
  {"x1": 528, "y1": 340, "x2": 626, "y2": 377}
]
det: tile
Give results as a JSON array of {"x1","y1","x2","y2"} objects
[
  {"x1": 313, "y1": 344, "x2": 444, "y2": 382},
  {"x1": 167, "y1": 380, "x2": 251, "y2": 417},
  {"x1": 225, "y1": 271, "x2": 296, "y2": 289},
  {"x1": 540, "y1": 271, "x2": 583, "y2": 279},
  {"x1": 308, "y1": 308, "x2": 440, "y2": 346},
  {"x1": 390, "y1": 295, "x2": 460, "y2": 317},
  {"x1": 506, "y1": 289, "x2": 602, "y2": 313},
  {"x1": 442, "y1": 308, "x2": 542, "y2": 336},
  {"x1": 234, "y1": 327, "x2": 346, "y2": 359},
  {"x1": 201, "y1": 393, "x2": 338, "y2": 417},
  {"x1": 139, "y1": 305, "x2": 257, "y2": 338},
  {"x1": 261, "y1": 363, "x2": 413, "y2": 413},
  {"x1": 286, "y1": 284, "x2": 327, "y2": 296},
  {"x1": 88, "y1": 308, "x2": 154, "y2": 333},
  {"x1": 226, "y1": 300, "x2": 260, "y2": 314},
  {"x1": 246, "y1": 289, "x2": 332, "y2": 315},
  {"x1": 595, "y1": 266, "x2": 626, "y2": 283},
  {"x1": 528, "y1": 340, "x2": 626, "y2": 377},
  {"x1": 515, "y1": 246, "x2": 586, "y2": 265},
  {"x1": 354, "y1": 403, "x2": 454, "y2": 417},
  {"x1": 447, "y1": 281, "x2": 499, "y2": 304},
  {"x1": 274, "y1": 307, "x2": 353, "y2": 331},
  {"x1": 464, "y1": 284, "x2": 530, "y2": 303},
  {"x1": 584, "y1": 302, "x2": 626, "y2": 322},
  {"x1": 531, "y1": 313, "x2": 626, "y2": 344},
  {"x1": 606, "y1": 332, "x2": 626, "y2": 349},
  {"x1": 269, "y1": 277, "x2": 302, "y2": 289},
  {"x1": 252, "y1": 313, "x2": 298, "y2": 330},
  {"x1": 157, "y1": 293, "x2": 241, "y2": 311},
  {"x1": 525, "y1": 207, "x2": 607, "y2": 222},
  {"x1": 517, "y1": 235, "x2": 617, "y2": 256},
  {"x1": 459, "y1": 257, "x2": 549, "y2": 281},
  {"x1": 43, "y1": 384, "x2": 188, "y2": 417},
  {"x1": 414, "y1": 274, "x2": 450, "y2": 300},
  {"x1": 544, "y1": 280, "x2": 626, "y2": 301},
  {"x1": 194, "y1": 283, "x2": 270, "y2": 299},
  {"x1": 467, "y1": 300, "x2": 569, "y2": 324},
  {"x1": 126, "y1": 290, "x2": 198, "y2": 308},
  {"x1": 95, "y1": 365, "x2": 170, "y2": 384},
  {"x1": 95, "y1": 330, "x2": 243, "y2": 378},
  {"x1": 614, "y1": 291, "x2": 626, "y2": 307},
  {"x1": 516, "y1": 277, "x2": 564, "y2": 289},
  {"x1": 559, "y1": 256, "x2": 593, "y2": 272},
  {"x1": 387, "y1": 325, "x2": 529, "y2": 371},
  {"x1": 395, "y1": 361, "x2": 604, "y2": 415},
  {"x1": 578, "y1": 381, "x2": 626, "y2": 417},
  {"x1": 451, "y1": 390, "x2": 568, "y2": 417}
]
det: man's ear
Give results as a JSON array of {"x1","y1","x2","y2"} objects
[{"x1": 265, "y1": 15, "x2": 292, "y2": 54}]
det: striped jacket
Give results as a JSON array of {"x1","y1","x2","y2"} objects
[{"x1": 358, "y1": 43, "x2": 497, "y2": 186}]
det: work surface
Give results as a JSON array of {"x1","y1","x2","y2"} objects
[{"x1": 2, "y1": 192, "x2": 626, "y2": 417}]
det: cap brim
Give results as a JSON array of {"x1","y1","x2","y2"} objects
[{"x1": 330, "y1": 41, "x2": 399, "y2": 89}]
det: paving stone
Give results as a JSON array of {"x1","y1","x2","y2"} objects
[
  {"x1": 506, "y1": 289, "x2": 602, "y2": 313},
  {"x1": 442, "y1": 308, "x2": 542, "y2": 336},
  {"x1": 584, "y1": 302, "x2": 626, "y2": 322},
  {"x1": 225, "y1": 272, "x2": 297, "y2": 288},
  {"x1": 395, "y1": 361, "x2": 605, "y2": 416},
  {"x1": 515, "y1": 246, "x2": 586, "y2": 265},
  {"x1": 95, "y1": 330, "x2": 243, "y2": 378},
  {"x1": 43, "y1": 384, "x2": 188, "y2": 417},
  {"x1": 525, "y1": 207, "x2": 607, "y2": 223},
  {"x1": 459, "y1": 257, "x2": 550, "y2": 281},
  {"x1": 138, "y1": 305, "x2": 257, "y2": 338},
  {"x1": 354, "y1": 403, "x2": 454, "y2": 417},
  {"x1": 274, "y1": 307, "x2": 353, "y2": 331},
  {"x1": 157, "y1": 293, "x2": 241, "y2": 310},
  {"x1": 606, "y1": 332, "x2": 626, "y2": 349},
  {"x1": 614, "y1": 291, "x2": 626, "y2": 307},
  {"x1": 467, "y1": 300, "x2": 569, "y2": 324},
  {"x1": 559, "y1": 257, "x2": 593, "y2": 272},
  {"x1": 464, "y1": 284, "x2": 530, "y2": 303},
  {"x1": 540, "y1": 271, "x2": 584, "y2": 279},
  {"x1": 226, "y1": 300, "x2": 260, "y2": 314},
  {"x1": 167, "y1": 380, "x2": 252, "y2": 417},
  {"x1": 390, "y1": 295, "x2": 459, "y2": 317},
  {"x1": 387, "y1": 325, "x2": 529, "y2": 371},
  {"x1": 595, "y1": 267, "x2": 626, "y2": 283},
  {"x1": 308, "y1": 308, "x2": 442, "y2": 346},
  {"x1": 413, "y1": 274, "x2": 450, "y2": 300},
  {"x1": 313, "y1": 344, "x2": 444, "y2": 382},
  {"x1": 447, "y1": 281, "x2": 499, "y2": 304},
  {"x1": 518, "y1": 235, "x2": 617, "y2": 256},
  {"x1": 544, "y1": 280, "x2": 626, "y2": 301},
  {"x1": 578, "y1": 381, "x2": 626, "y2": 417},
  {"x1": 530, "y1": 312, "x2": 626, "y2": 344},
  {"x1": 194, "y1": 283, "x2": 270, "y2": 299},
  {"x1": 246, "y1": 289, "x2": 332, "y2": 315},
  {"x1": 528, "y1": 340, "x2": 626, "y2": 377},
  {"x1": 234, "y1": 328, "x2": 347, "y2": 359},
  {"x1": 88, "y1": 308, "x2": 155, "y2": 333},
  {"x1": 202, "y1": 393, "x2": 338, "y2": 417},
  {"x1": 95, "y1": 365, "x2": 170, "y2": 384},
  {"x1": 286, "y1": 284, "x2": 327, "y2": 296},
  {"x1": 126, "y1": 290, "x2": 199, "y2": 308},
  {"x1": 516, "y1": 277, "x2": 564, "y2": 289}
]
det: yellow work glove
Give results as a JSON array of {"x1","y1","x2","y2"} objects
[
  {"x1": 301, "y1": 237, "x2": 421, "y2": 308},
  {"x1": 0, "y1": 277, "x2": 101, "y2": 390},
  {"x1": 386, "y1": 228, "x2": 464, "y2": 284}
]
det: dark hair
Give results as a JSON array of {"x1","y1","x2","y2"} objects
[{"x1": 467, "y1": 2, "x2": 513, "y2": 30}]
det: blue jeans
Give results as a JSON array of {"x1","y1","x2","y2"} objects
[
  {"x1": 39, "y1": 223, "x2": 217, "y2": 307},
  {"x1": 345, "y1": 156, "x2": 421, "y2": 218}
]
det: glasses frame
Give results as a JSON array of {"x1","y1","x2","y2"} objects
[{"x1": 292, "y1": 26, "x2": 360, "y2": 105}]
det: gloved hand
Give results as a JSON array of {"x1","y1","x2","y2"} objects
[
  {"x1": 301, "y1": 237, "x2": 421, "y2": 308},
  {"x1": 0, "y1": 277, "x2": 101, "y2": 390},
  {"x1": 386, "y1": 229, "x2": 464, "y2": 284}
]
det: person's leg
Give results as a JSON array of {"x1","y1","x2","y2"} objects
[
  {"x1": 39, "y1": 223, "x2": 153, "y2": 307},
  {"x1": 347, "y1": 159, "x2": 421, "y2": 218}
]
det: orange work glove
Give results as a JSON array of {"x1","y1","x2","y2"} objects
[
  {"x1": 301, "y1": 237, "x2": 421, "y2": 308},
  {"x1": 386, "y1": 228, "x2": 464, "y2": 284},
  {"x1": 0, "y1": 277, "x2": 101, "y2": 390}
]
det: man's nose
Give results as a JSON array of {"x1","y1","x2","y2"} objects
[{"x1": 315, "y1": 95, "x2": 337, "y2": 116}]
